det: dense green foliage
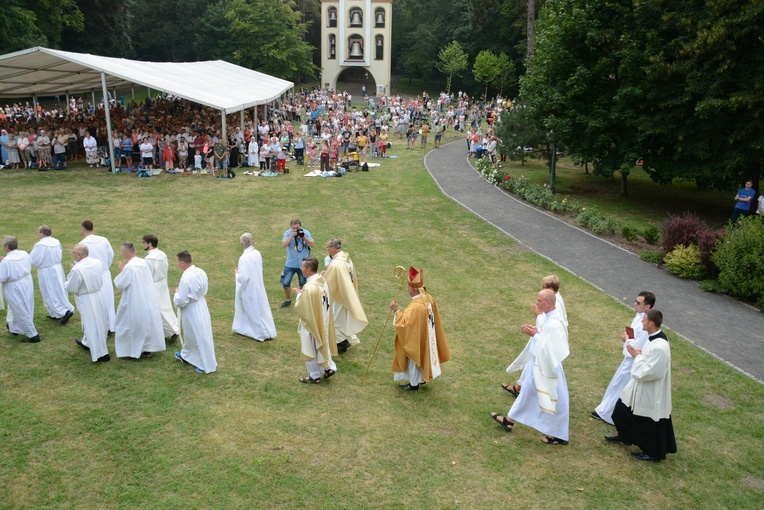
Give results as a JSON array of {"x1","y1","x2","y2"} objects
[
  {"x1": 522, "y1": 0, "x2": 764, "y2": 192},
  {"x1": 714, "y1": 217, "x2": 764, "y2": 308}
]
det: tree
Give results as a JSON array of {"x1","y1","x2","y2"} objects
[
  {"x1": 522, "y1": 0, "x2": 647, "y2": 196},
  {"x1": 493, "y1": 52, "x2": 516, "y2": 97},
  {"x1": 473, "y1": 50, "x2": 500, "y2": 99},
  {"x1": 227, "y1": 0, "x2": 317, "y2": 81},
  {"x1": 635, "y1": 0, "x2": 764, "y2": 191},
  {"x1": 436, "y1": 40, "x2": 469, "y2": 93},
  {"x1": 62, "y1": 0, "x2": 133, "y2": 57},
  {"x1": 0, "y1": 0, "x2": 84, "y2": 54}
]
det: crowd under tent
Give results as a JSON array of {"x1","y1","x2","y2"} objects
[{"x1": 0, "y1": 46, "x2": 295, "y2": 173}]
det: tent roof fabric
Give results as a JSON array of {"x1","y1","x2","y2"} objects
[{"x1": 0, "y1": 47, "x2": 293, "y2": 114}]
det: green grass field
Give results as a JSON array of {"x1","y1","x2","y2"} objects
[{"x1": 1, "y1": 136, "x2": 762, "y2": 509}]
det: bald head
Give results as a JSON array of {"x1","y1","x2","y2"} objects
[
  {"x1": 72, "y1": 243, "x2": 89, "y2": 262},
  {"x1": 536, "y1": 288, "x2": 557, "y2": 314}
]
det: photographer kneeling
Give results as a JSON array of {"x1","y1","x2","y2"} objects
[{"x1": 279, "y1": 219, "x2": 315, "y2": 307}]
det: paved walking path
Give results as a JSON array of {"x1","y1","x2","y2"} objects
[{"x1": 424, "y1": 140, "x2": 764, "y2": 383}]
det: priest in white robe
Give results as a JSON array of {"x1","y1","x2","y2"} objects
[
  {"x1": 609, "y1": 309, "x2": 677, "y2": 462},
  {"x1": 322, "y1": 238, "x2": 367, "y2": 353},
  {"x1": 0, "y1": 236, "x2": 40, "y2": 342},
  {"x1": 173, "y1": 251, "x2": 217, "y2": 373},
  {"x1": 65, "y1": 244, "x2": 110, "y2": 362},
  {"x1": 592, "y1": 291, "x2": 654, "y2": 424},
  {"x1": 29, "y1": 225, "x2": 74, "y2": 324},
  {"x1": 80, "y1": 220, "x2": 115, "y2": 332},
  {"x1": 491, "y1": 289, "x2": 570, "y2": 445},
  {"x1": 233, "y1": 233, "x2": 276, "y2": 341},
  {"x1": 114, "y1": 242, "x2": 166, "y2": 359},
  {"x1": 142, "y1": 234, "x2": 179, "y2": 343}
]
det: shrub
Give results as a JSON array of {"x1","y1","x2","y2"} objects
[
  {"x1": 697, "y1": 227, "x2": 724, "y2": 276},
  {"x1": 664, "y1": 244, "x2": 708, "y2": 280},
  {"x1": 713, "y1": 217, "x2": 764, "y2": 307},
  {"x1": 577, "y1": 208, "x2": 618, "y2": 234},
  {"x1": 622, "y1": 226, "x2": 640, "y2": 242},
  {"x1": 660, "y1": 211, "x2": 706, "y2": 254},
  {"x1": 642, "y1": 226, "x2": 660, "y2": 245},
  {"x1": 659, "y1": 212, "x2": 718, "y2": 272},
  {"x1": 638, "y1": 250, "x2": 661, "y2": 264}
]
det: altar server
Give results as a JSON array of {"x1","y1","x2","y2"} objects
[
  {"x1": 65, "y1": 244, "x2": 110, "y2": 362},
  {"x1": 80, "y1": 220, "x2": 115, "y2": 332},
  {"x1": 114, "y1": 242, "x2": 165, "y2": 359},
  {"x1": 29, "y1": 225, "x2": 74, "y2": 324},
  {"x1": 142, "y1": 234, "x2": 179, "y2": 343},
  {"x1": 233, "y1": 233, "x2": 276, "y2": 341},
  {"x1": 173, "y1": 251, "x2": 217, "y2": 373},
  {"x1": 0, "y1": 236, "x2": 40, "y2": 343}
]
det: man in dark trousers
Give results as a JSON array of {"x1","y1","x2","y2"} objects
[{"x1": 606, "y1": 309, "x2": 677, "y2": 462}]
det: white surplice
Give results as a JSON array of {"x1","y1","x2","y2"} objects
[
  {"x1": 65, "y1": 257, "x2": 109, "y2": 361},
  {"x1": 619, "y1": 331, "x2": 672, "y2": 421},
  {"x1": 506, "y1": 308, "x2": 570, "y2": 440},
  {"x1": 30, "y1": 236, "x2": 74, "y2": 318},
  {"x1": 233, "y1": 246, "x2": 277, "y2": 341},
  {"x1": 81, "y1": 234, "x2": 115, "y2": 331},
  {"x1": 594, "y1": 312, "x2": 647, "y2": 424},
  {"x1": 144, "y1": 248, "x2": 180, "y2": 338},
  {"x1": 114, "y1": 257, "x2": 166, "y2": 358},
  {"x1": 0, "y1": 249, "x2": 38, "y2": 338},
  {"x1": 325, "y1": 251, "x2": 367, "y2": 345},
  {"x1": 174, "y1": 265, "x2": 217, "y2": 373}
]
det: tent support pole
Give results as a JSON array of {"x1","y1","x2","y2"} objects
[
  {"x1": 101, "y1": 73, "x2": 116, "y2": 174},
  {"x1": 131, "y1": 85, "x2": 135, "y2": 102},
  {"x1": 33, "y1": 95, "x2": 38, "y2": 119},
  {"x1": 91, "y1": 90, "x2": 96, "y2": 110},
  {"x1": 240, "y1": 110, "x2": 244, "y2": 134},
  {"x1": 65, "y1": 92, "x2": 70, "y2": 118},
  {"x1": 221, "y1": 110, "x2": 227, "y2": 152}
]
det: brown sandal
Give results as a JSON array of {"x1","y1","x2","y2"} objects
[{"x1": 501, "y1": 383, "x2": 521, "y2": 397}]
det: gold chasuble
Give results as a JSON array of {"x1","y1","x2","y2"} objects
[
  {"x1": 391, "y1": 294, "x2": 450, "y2": 382},
  {"x1": 324, "y1": 251, "x2": 368, "y2": 337},
  {"x1": 295, "y1": 275, "x2": 337, "y2": 366}
]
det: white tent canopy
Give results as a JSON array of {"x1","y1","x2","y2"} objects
[
  {"x1": 0, "y1": 47, "x2": 294, "y2": 173},
  {"x1": 0, "y1": 46, "x2": 294, "y2": 114}
]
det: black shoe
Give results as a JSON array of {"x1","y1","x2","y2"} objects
[
  {"x1": 399, "y1": 383, "x2": 419, "y2": 391},
  {"x1": 96, "y1": 354, "x2": 111, "y2": 362},
  {"x1": 631, "y1": 452, "x2": 659, "y2": 462},
  {"x1": 76, "y1": 338, "x2": 90, "y2": 351},
  {"x1": 280, "y1": 299, "x2": 292, "y2": 308},
  {"x1": 22, "y1": 335, "x2": 41, "y2": 343},
  {"x1": 60, "y1": 310, "x2": 74, "y2": 325},
  {"x1": 168, "y1": 333, "x2": 178, "y2": 344},
  {"x1": 337, "y1": 339, "x2": 350, "y2": 353},
  {"x1": 591, "y1": 411, "x2": 604, "y2": 421},
  {"x1": 605, "y1": 434, "x2": 632, "y2": 445}
]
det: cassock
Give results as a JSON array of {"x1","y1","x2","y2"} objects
[
  {"x1": 0, "y1": 249, "x2": 38, "y2": 338},
  {"x1": 594, "y1": 312, "x2": 648, "y2": 424},
  {"x1": 391, "y1": 292, "x2": 450, "y2": 384},
  {"x1": 144, "y1": 248, "x2": 180, "y2": 338},
  {"x1": 233, "y1": 246, "x2": 277, "y2": 341},
  {"x1": 174, "y1": 265, "x2": 217, "y2": 373},
  {"x1": 613, "y1": 331, "x2": 677, "y2": 460},
  {"x1": 65, "y1": 257, "x2": 109, "y2": 361},
  {"x1": 81, "y1": 234, "x2": 116, "y2": 331},
  {"x1": 30, "y1": 236, "x2": 74, "y2": 319},
  {"x1": 114, "y1": 257, "x2": 166, "y2": 358},
  {"x1": 295, "y1": 273, "x2": 337, "y2": 378},
  {"x1": 506, "y1": 308, "x2": 570, "y2": 441},
  {"x1": 324, "y1": 251, "x2": 367, "y2": 345}
]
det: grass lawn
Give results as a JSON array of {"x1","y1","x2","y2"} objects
[
  {"x1": 497, "y1": 155, "x2": 734, "y2": 231},
  {"x1": 1, "y1": 134, "x2": 762, "y2": 509}
]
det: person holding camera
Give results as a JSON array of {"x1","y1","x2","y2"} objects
[{"x1": 279, "y1": 219, "x2": 315, "y2": 308}]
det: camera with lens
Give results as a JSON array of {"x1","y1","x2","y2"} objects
[{"x1": 295, "y1": 228, "x2": 305, "y2": 238}]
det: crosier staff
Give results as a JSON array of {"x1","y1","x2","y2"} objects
[{"x1": 361, "y1": 266, "x2": 406, "y2": 385}]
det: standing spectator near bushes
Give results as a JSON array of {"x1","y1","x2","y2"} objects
[
  {"x1": 757, "y1": 192, "x2": 764, "y2": 217},
  {"x1": 731, "y1": 180, "x2": 756, "y2": 223}
]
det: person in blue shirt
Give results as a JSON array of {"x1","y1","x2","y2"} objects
[
  {"x1": 731, "y1": 180, "x2": 756, "y2": 223},
  {"x1": 279, "y1": 219, "x2": 315, "y2": 307}
]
